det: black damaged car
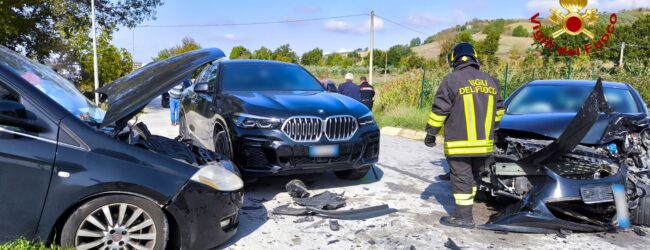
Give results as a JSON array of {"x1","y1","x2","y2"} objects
[
  {"x1": 479, "y1": 79, "x2": 650, "y2": 233},
  {"x1": 0, "y1": 47, "x2": 243, "y2": 249},
  {"x1": 179, "y1": 60, "x2": 380, "y2": 180}
]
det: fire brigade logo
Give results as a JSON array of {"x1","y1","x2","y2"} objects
[
  {"x1": 529, "y1": 0, "x2": 618, "y2": 56},
  {"x1": 548, "y1": 0, "x2": 599, "y2": 39}
]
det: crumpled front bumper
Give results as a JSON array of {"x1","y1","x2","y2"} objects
[
  {"x1": 480, "y1": 164, "x2": 628, "y2": 233},
  {"x1": 164, "y1": 181, "x2": 243, "y2": 249}
]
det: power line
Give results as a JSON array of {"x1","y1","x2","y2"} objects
[
  {"x1": 374, "y1": 14, "x2": 433, "y2": 37},
  {"x1": 135, "y1": 14, "x2": 368, "y2": 28}
]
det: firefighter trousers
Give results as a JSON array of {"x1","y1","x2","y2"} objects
[{"x1": 447, "y1": 157, "x2": 487, "y2": 219}]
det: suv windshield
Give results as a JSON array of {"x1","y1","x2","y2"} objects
[
  {"x1": 507, "y1": 84, "x2": 640, "y2": 114},
  {"x1": 221, "y1": 64, "x2": 324, "y2": 91},
  {"x1": 0, "y1": 47, "x2": 104, "y2": 124}
]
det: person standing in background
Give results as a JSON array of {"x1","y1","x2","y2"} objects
[
  {"x1": 168, "y1": 83, "x2": 183, "y2": 126},
  {"x1": 338, "y1": 73, "x2": 361, "y2": 101},
  {"x1": 359, "y1": 76, "x2": 375, "y2": 110}
]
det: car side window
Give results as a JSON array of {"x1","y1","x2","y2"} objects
[
  {"x1": 194, "y1": 64, "x2": 211, "y2": 83},
  {"x1": 205, "y1": 63, "x2": 219, "y2": 91},
  {"x1": 0, "y1": 81, "x2": 18, "y2": 102},
  {"x1": 0, "y1": 81, "x2": 24, "y2": 133}
]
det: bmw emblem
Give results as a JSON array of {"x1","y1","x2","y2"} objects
[{"x1": 317, "y1": 109, "x2": 325, "y2": 114}]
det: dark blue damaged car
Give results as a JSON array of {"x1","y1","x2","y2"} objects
[{"x1": 0, "y1": 47, "x2": 243, "y2": 249}]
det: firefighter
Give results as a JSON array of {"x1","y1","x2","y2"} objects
[{"x1": 424, "y1": 42, "x2": 504, "y2": 228}]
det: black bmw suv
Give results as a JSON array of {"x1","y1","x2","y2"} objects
[{"x1": 180, "y1": 60, "x2": 380, "y2": 179}]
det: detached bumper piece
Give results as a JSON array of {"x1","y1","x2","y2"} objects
[
  {"x1": 480, "y1": 165, "x2": 627, "y2": 233},
  {"x1": 165, "y1": 182, "x2": 243, "y2": 249},
  {"x1": 239, "y1": 131, "x2": 380, "y2": 175}
]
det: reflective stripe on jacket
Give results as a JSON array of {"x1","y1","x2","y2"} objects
[{"x1": 425, "y1": 62, "x2": 504, "y2": 157}]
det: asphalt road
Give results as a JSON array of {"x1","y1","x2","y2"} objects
[{"x1": 140, "y1": 97, "x2": 650, "y2": 249}]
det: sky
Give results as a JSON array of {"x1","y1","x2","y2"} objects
[{"x1": 111, "y1": 0, "x2": 650, "y2": 63}]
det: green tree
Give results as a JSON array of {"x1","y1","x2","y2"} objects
[
  {"x1": 362, "y1": 49, "x2": 386, "y2": 68},
  {"x1": 456, "y1": 31, "x2": 475, "y2": 44},
  {"x1": 349, "y1": 51, "x2": 362, "y2": 63},
  {"x1": 387, "y1": 45, "x2": 413, "y2": 67},
  {"x1": 229, "y1": 46, "x2": 252, "y2": 59},
  {"x1": 512, "y1": 25, "x2": 529, "y2": 37},
  {"x1": 409, "y1": 37, "x2": 422, "y2": 47},
  {"x1": 476, "y1": 30, "x2": 501, "y2": 67},
  {"x1": 272, "y1": 44, "x2": 299, "y2": 63},
  {"x1": 325, "y1": 53, "x2": 353, "y2": 67},
  {"x1": 300, "y1": 48, "x2": 323, "y2": 65},
  {"x1": 483, "y1": 18, "x2": 506, "y2": 35},
  {"x1": 253, "y1": 47, "x2": 273, "y2": 60},
  {"x1": 0, "y1": 0, "x2": 162, "y2": 61},
  {"x1": 154, "y1": 37, "x2": 202, "y2": 61},
  {"x1": 78, "y1": 30, "x2": 133, "y2": 93}
]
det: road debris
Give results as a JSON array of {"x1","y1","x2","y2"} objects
[
  {"x1": 444, "y1": 237, "x2": 461, "y2": 250},
  {"x1": 272, "y1": 179, "x2": 396, "y2": 219},
  {"x1": 286, "y1": 179, "x2": 310, "y2": 198},
  {"x1": 634, "y1": 227, "x2": 647, "y2": 237},
  {"x1": 329, "y1": 220, "x2": 341, "y2": 231}
]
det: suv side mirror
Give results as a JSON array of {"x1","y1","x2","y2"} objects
[
  {"x1": 194, "y1": 82, "x2": 210, "y2": 93},
  {"x1": 0, "y1": 101, "x2": 43, "y2": 132}
]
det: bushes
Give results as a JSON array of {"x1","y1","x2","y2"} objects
[
  {"x1": 372, "y1": 59, "x2": 650, "y2": 130},
  {"x1": 512, "y1": 25, "x2": 529, "y2": 37}
]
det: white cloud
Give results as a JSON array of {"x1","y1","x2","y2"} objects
[
  {"x1": 323, "y1": 16, "x2": 384, "y2": 34},
  {"x1": 407, "y1": 13, "x2": 449, "y2": 27},
  {"x1": 323, "y1": 20, "x2": 354, "y2": 32},
  {"x1": 222, "y1": 33, "x2": 238, "y2": 41},
  {"x1": 338, "y1": 48, "x2": 352, "y2": 53},
  {"x1": 526, "y1": 0, "x2": 649, "y2": 14}
]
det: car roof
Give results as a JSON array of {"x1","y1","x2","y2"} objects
[
  {"x1": 528, "y1": 80, "x2": 629, "y2": 89},
  {"x1": 220, "y1": 59, "x2": 297, "y2": 66}
]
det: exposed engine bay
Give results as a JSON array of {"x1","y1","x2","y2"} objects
[
  {"x1": 479, "y1": 79, "x2": 650, "y2": 233},
  {"x1": 115, "y1": 121, "x2": 225, "y2": 167}
]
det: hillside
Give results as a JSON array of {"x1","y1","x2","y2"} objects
[{"x1": 411, "y1": 8, "x2": 649, "y2": 60}]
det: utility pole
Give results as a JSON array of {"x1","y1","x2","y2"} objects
[
  {"x1": 384, "y1": 53, "x2": 388, "y2": 82},
  {"x1": 369, "y1": 10, "x2": 374, "y2": 85},
  {"x1": 91, "y1": 0, "x2": 100, "y2": 104},
  {"x1": 619, "y1": 42, "x2": 625, "y2": 67}
]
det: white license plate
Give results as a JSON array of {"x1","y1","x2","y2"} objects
[{"x1": 309, "y1": 145, "x2": 339, "y2": 157}]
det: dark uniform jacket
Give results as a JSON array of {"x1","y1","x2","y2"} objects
[
  {"x1": 338, "y1": 81, "x2": 361, "y2": 101},
  {"x1": 359, "y1": 81, "x2": 375, "y2": 110},
  {"x1": 324, "y1": 79, "x2": 338, "y2": 93},
  {"x1": 426, "y1": 62, "x2": 504, "y2": 157}
]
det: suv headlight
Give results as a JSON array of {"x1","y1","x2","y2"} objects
[
  {"x1": 190, "y1": 162, "x2": 243, "y2": 191},
  {"x1": 358, "y1": 112, "x2": 376, "y2": 126},
  {"x1": 233, "y1": 113, "x2": 281, "y2": 129}
]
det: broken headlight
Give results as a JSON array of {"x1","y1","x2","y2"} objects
[
  {"x1": 190, "y1": 162, "x2": 243, "y2": 192},
  {"x1": 233, "y1": 113, "x2": 281, "y2": 129}
]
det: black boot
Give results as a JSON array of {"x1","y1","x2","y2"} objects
[
  {"x1": 439, "y1": 216, "x2": 475, "y2": 229},
  {"x1": 440, "y1": 205, "x2": 474, "y2": 229}
]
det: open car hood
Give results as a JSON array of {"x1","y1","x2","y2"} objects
[{"x1": 97, "y1": 48, "x2": 226, "y2": 128}]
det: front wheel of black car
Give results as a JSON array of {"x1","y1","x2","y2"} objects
[
  {"x1": 334, "y1": 165, "x2": 372, "y2": 180},
  {"x1": 214, "y1": 130, "x2": 233, "y2": 159},
  {"x1": 61, "y1": 195, "x2": 168, "y2": 250}
]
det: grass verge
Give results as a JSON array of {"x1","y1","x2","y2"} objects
[
  {"x1": 374, "y1": 104, "x2": 429, "y2": 131},
  {"x1": 0, "y1": 239, "x2": 68, "y2": 250}
]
